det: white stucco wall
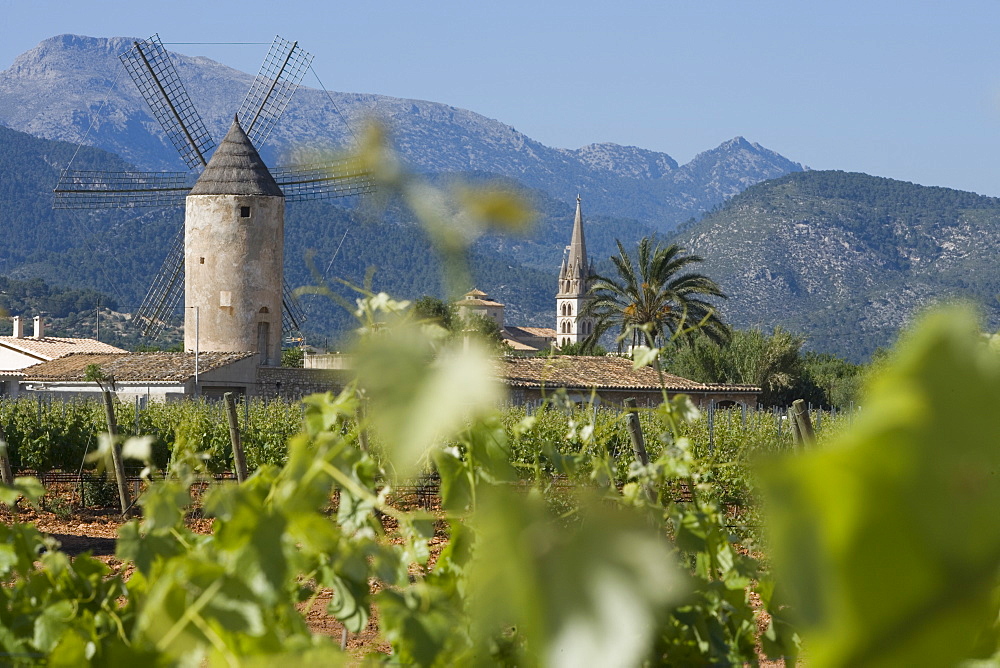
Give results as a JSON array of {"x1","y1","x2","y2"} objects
[{"x1": 0, "y1": 346, "x2": 42, "y2": 372}]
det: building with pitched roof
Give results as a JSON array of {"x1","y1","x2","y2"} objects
[
  {"x1": 18, "y1": 350, "x2": 353, "y2": 402},
  {"x1": 455, "y1": 289, "x2": 557, "y2": 355},
  {"x1": 20, "y1": 351, "x2": 259, "y2": 401},
  {"x1": 455, "y1": 289, "x2": 506, "y2": 328},
  {"x1": 499, "y1": 355, "x2": 759, "y2": 408},
  {"x1": 0, "y1": 316, "x2": 127, "y2": 396}
]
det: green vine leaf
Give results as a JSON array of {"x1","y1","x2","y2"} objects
[
  {"x1": 468, "y1": 487, "x2": 685, "y2": 666},
  {"x1": 761, "y1": 306, "x2": 1000, "y2": 666}
]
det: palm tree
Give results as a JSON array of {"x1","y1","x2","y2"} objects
[{"x1": 582, "y1": 238, "x2": 729, "y2": 351}]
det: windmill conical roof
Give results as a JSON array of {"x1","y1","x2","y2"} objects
[{"x1": 189, "y1": 116, "x2": 284, "y2": 197}]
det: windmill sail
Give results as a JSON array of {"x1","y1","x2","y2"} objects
[
  {"x1": 282, "y1": 279, "x2": 307, "y2": 331},
  {"x1": 272, "y1": 159, "x2": 376, "y2": 202},
  {"x1": 238, "y1": 36, "x2": 314, "y2": 148},
  {"x1": 120, "y1": 34, "x2": 215, "y2": 169},
  {"x1": 53, "y1": 170, "x2": 195, "y2": 209},
  {"x1": 54, "y1": 160, "x2": 374, "y2": 208},
  {"x1": 133, "y1": 227, "x2": 185, "y2": 338}
]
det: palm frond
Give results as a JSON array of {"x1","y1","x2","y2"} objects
[{"x1": 583, "y1": 237, "x2": 729, "y2": 350}]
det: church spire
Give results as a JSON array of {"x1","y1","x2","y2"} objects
[
  {"x1": 566, "y1": 194, "x2": 588, "y2": 280},
  {"x1": 559, "y1": 194, "x2": 590, "y2": 288}
]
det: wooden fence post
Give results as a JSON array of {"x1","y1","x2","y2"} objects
[
  {"x1": 0, "y1": 423, "x2": 13, "y2": 485},
  {"x1": 225, "y1": 392, "x2": 248, "y2": 483},
  {"x1": 623, "y1": 398, "x2": 650, "y2": 466},
  {"x1": 787, "y1": 405, "x2": 801, "y2": 446},
  {"x1": 707, "y1": 401, "x2": 716, "y2": 453},
  {"x1": 101, "y1": 390, "x2": 131, "y2": 516},
  {"x1": 791, "y1": 399, "x2": 815, "y2": 446},
  {"x1": 623, "y1": 398, "x2": 655, "y2": 502}
]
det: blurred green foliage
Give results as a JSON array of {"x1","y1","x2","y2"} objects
[{"x1": 762, "y1": 306, "x2": 1000, "y2": 666}]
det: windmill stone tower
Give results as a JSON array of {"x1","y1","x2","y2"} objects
[
  {"x1": 185, "y1": 117, "x2": 284, "y2": 365},
  {"x1": 556, "y1": 195, "x2": 595, "y2": 347}
]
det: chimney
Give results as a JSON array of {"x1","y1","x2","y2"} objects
[
  {"x1": 11, "y1": 316, "x2": 24, "y2": 338},
  {"x1": 32, "y1": 316, "x2": 44, "y2": 340}
]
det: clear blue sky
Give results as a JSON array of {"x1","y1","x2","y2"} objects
[{"x1": 3, "y1": 0, "x2": 1000, "y2": 196}]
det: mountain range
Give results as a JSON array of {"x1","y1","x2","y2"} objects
[
  {"x1": 0, "y1": 35, "x2": 803, "y2": 230},
  {"x1": 671, "y1": 171, "x2": 1000, "y2": 361}
]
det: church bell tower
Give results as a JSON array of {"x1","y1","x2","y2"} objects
[{"x1": 556, "y1": 195, "x2": 594, "y2": 348}]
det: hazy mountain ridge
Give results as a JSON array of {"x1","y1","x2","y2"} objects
[
  {"x1": 672, "y1": 171, "x2": 1000, "y2": 361},
  {"x1": 569, "y1": 143, "x2": 678, "y2": 179},
  {"x1": 0, "y1": 34, "x2": 804, "y2": 229},
  {"x1": 674, "y1": 137, "x2": 803, "y2": 205}
]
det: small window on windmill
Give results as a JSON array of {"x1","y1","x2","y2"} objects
[
  {"x1": 240, "y1": 206, "x2": 251, "y2": 218},
  {"x1": 220, "y1": 291, "x2": 232, "y2": 307}
]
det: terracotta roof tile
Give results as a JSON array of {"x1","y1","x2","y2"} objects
[
  {"x1": 504, "y1": 339, "x2": 542, "y2": 352},
  {"x1": 498, "y1": 355, "x2": 759, "y2": 393},
  {"x1": 23, "y1": 352, "x2": 255, "y2": 383},
  {"x1": 0, "y1": 337, "x2": 127, "y2": 362},
  {"x1": 457, "y1": 298, "x2": 504, "y2": 307},
  {"x1": 504, "y1": 326, "x2": 557, "y2": 338}
]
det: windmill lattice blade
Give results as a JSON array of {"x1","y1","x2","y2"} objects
[
  {"x1": 54, "y1": 170, "x2": 194, "y2": 209},
  {"x1": 272, "y1": 159, "x2": 375, "y2": 202},
  {"x1": 237, "y1": 35, "x2": 314, "y2": 148},
  {"x1": 121, "y1": 34, "x2": 215, "y2": 169},
  {"x1": 281, "y1": 279, "x2": 307, "y2": 333},
  {"x1": 133, "y1": 227, "x2": 185, "y2": 338}
]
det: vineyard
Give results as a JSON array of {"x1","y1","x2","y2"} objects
[
  {"x1": 0, "y1": 396, "x2": 303, "y2": 475},
  {"x1": 0, "y1": 394, "x2": 843, "y2": 485},
  {"x1": 3, "y1": 138, "x2": 1000, "y2": 665},
  {"x1": 0, "y1": 370, "x2": 807, "y2": 665},
  {"x1": 2, "y1": 305, "x2": 999, "y2": 665}
]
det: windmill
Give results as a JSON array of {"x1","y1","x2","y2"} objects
[{"x1": 53, "y1": 34, "x2": 373, "y2": 358}]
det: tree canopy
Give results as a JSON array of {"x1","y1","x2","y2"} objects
[
  {"x1": 582, "y1": 238, "x2": 729, "y2": 351},
  {"x1": 666, "y1": 327, "x2": 865, "y2": 408}
]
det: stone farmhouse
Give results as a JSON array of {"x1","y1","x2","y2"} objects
[{"x1": 454, "y1": 289, "x2": 558, "y2": 355}]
